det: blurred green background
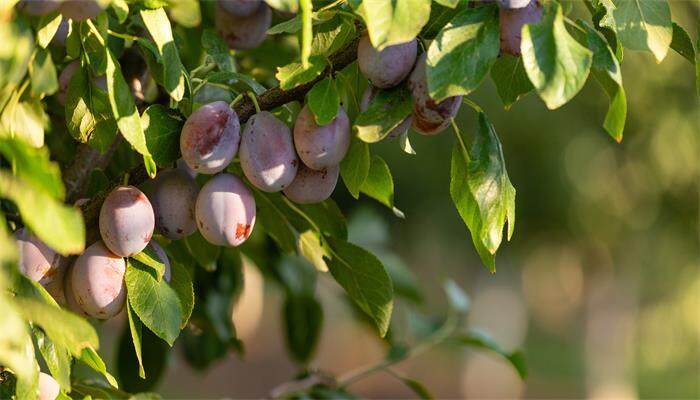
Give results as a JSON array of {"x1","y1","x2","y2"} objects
[{"x1": 89, "y1": 3, "x2": 699, "y2": 399}]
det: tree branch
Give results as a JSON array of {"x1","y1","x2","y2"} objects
[{"x1": 76, "y1": 33, "x2": 362, "y2": 242}]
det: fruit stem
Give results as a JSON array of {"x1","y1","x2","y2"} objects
[
  {"x1": 229, "y1": 93, "x2": 244, "y2": 108},
  {"x1": 122, "y1": 173, "x2": 130, "y2": 186},
  {"x1": 247, "y1": 92, "x2": 261, "y2": 114}
]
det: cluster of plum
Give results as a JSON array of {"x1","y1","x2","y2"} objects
[{"x1": 495, "y1": 0, "x2": 543, "y2": 56}]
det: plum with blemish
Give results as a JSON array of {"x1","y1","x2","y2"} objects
[
  {"x1": 499, "y1": 0, "x2": 542, "y2": 56},
  {"x1": 59, "y1": 0, "x2": 102, "y2": 21},
  {"x1": 149, "y1": 242, "x2": 171, "y2": 282},
  {"x1": 180, "y1": 101, "x2": 240, "y2": 174},
  {"x1": 408, "y1": 53, "x2": 462, "y2": 135},
  {"x1": 38, "y1": 372, "x2": 60, "y2": 400},
  {"x1": 151, "y1": 169, "x2": 199, "y2": 240},
  {"x1": 283, "y1": 163, "x2": 339, "y2": 204},
  {"x1": 195, "y1": 173, "x2": 256, "y2": 247},
  {"x1": 358, "y1": 35, "x2": 418, "y2": 89},
  {"x1": 218, "y1": 0, "x2": 262, "y2": 17},
  {"x1": 99, "y1": 186, "x2": 155, "y2": 257},
  {"x1": 293, "y1": 105, "x2": 350, "y2": 170},
  {"x1": 360, "y1": 86, "x2": 413, "y2": 140},
  {"x1": 64, "y1": 265, "x2": 89, "y2": 317},
  {"x1": 215, "y1": 1, "x2": 271, "y2": 50},
  {"x1": 70, "y1": 241, "x2": 126, "y2": 320},
  {"x1": 240, "y1": 111, "x2": 298, "y2": 192}
]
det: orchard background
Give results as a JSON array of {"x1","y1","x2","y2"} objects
[{"x1": 0, "y1": 0, "x2": 698, "y2": 399}]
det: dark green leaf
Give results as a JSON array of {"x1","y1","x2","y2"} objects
[
  {"x1": 454, "y1": 330, "x2": 527, "y2": 379},
  {"x1": 283, "y1": 294, "x2": 323, "y2": 363},
  {"x1": 79, "y1": 347, "x2": 118, "y2": 388},
  {"x1": 201, "y1": 29, "x2": 235, "y2": 72},
  {"x1": 340, "y1": 137, "x2": 370, "y2": 198},
  {"x1": 29, "y1": 48, "x2": 58, "y2": 96},
  {"x1": 360, "y1": 155, "x2": 402, "y2": 217},
  {"x1": 184, "y1": 231, "x2": 221, "y2": 271},
  {"x1": 670, "y1": 22, "x2": 696, "y2": 64},
  {"x1": 490, "y1": 55, "x2": 533, "y2": 109},
  {"x1": 325, "y1": 237, "x2": 393, "y2": 337},
  {"x1": 141, "y1": 105, "x2": 183, "y2": 167},
  {"x1": 34, "y1": 329, "x2": 71, "y2": 392},
  {"x1": 117, "y1": 321, "x2": 169, "y2": 393},
  {"x1": 169, "y1": 262, "x2": 194, "y2": 328},
  {"x1": 252, "y1": 190, "x2": 299, "y2": 253},
  {"x1": 276, "y1": 55, "x2": 327, "y2": 90},
  {"x1": 131, "y1": 245, "x2": 166, "y2": 281},
  {"x1": 0, "y1": 137, "x2": 64, "y2": 200},
  {"x1": 426, "y1": 4, "x2": 500, "y2": 101},
  {"x1": 306, "y1": 77, "x2": 340, "y2": 125},
  {"x1": 140, "y1": 8, "x2": 186, "y2": 101},
  {"x1": 355, "y1": 85, "x2": 413, "y2": 143}
]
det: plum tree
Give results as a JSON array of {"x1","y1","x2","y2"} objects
[
  {"x1": 99, "y1": 186, "x2": 155, "y2": 257},
  {"x1": 180, "y1": 101, "x2": 241, "y2": 174},
  {"x1": 240, "y1": 111, "x2": 299, "y2": 192},
  {"x1": 38, "y1": 372, "x2": 60, "y2": 400},
  {"x1": 408, "y1": 54, "x2": 462, "y2": 135},
  {"x1": 151, "y1": 169, "x2": 199, "y2": 240},
  {"x1": 283, "y1": 164, "x2": 339, "y2": 204},
  {"x1": 357, "y1": 35, "x2": 418, "y2": 89},
  {"x1": 499, "y1": 0, "x2": 543, "y2": 56},
  {"x1": 218, "y1": 0, "x2": 262, "y2": 17},
  {"x1": 57, "y1": 61, "x2": 107, "y2": 106},
  {"x1": 58, "y1": 0, "x2": 102, "y2": 21},
  {"x1": 293, "y1": 105, "x2": 350, "y2": 170},
  {"x1": 496, "y1": 0, "x2": 531, "y2": 8},
  {"x1": 70, "y1": 241, "x2": 127, "y2": 320},
  {"x1": 360, "y1": 86, "x2": 413, "y2": 139},
  {"x1": 215, "y1": 1, "x2": 271, "y2": 50},
  {"x1": 149, "y1": 242, "x2": 171, "y2": 282},
  {"x1": 195, "y1": 173, "x2": 256, "y2": 247},
  {"x1": 17, "y1": 0, "x2": 60, "y2": 16}
]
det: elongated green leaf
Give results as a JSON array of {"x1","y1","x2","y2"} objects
[
  {"x1": 325, "y1": 237, "x2": 393, "y2": 336},
  {"x1": 426, "y1": 4, "x2": 499, "y2": 101},
  {"x1": 201, "y1": 29, "x2": 235, "y2": 72},
  {"x1": 79, "y1": 347, "x2": 118, "y2": 388},
  {"x1": 125, "y1": 259, "x2": 182, "y2": 346},
  {"x1": 0, "y1": 137, "x2": 64, "y2": 200},
  {"x1": 131, "y1": 246, "x2": 165, "y2": 281},
  {"x1": 311, "y1": 15, "x2": 356, "y2": 57},
  {"x1": 36, "y1": 12, "x2": 62, "y2": 48},
  {"x1": 355, "y1": 85, "x2": 413, "y2": 143},
  {"x1": 35, "y1": 329, "x2": 71, "y2": 391},
  {"x1": 170, "y1": 262, "x2": 194, "y2": 329},
  {"x1": 0, "y1": 171, "x2": 84, "y2": 255},
  {"x1": 283, "y1": 293, "x2": 323, "y2": 363},
  {"x1": 521, "y1": 3, "x2": 592, "y2": 109},
  {"x1": 253, "y1": 190, "x2": 299, "y2": 253},
  {"x1": 14, "y1": 297, "x2": 99, "y2": 357},
  {"x1": 140, "y1": 8, "x2": 186, "y2": 101},
  {"x1": 29, "y1": 48, "x2": 58, "y2": 96},
  {"x1": 360, "y1": 155, "x2": 402, "y2": 217},
  {"x1": 126, "y1": 300, "x2": 145, "y2": 379},
  {"x1": 670, "y1": 22, "x2": 695, "y2": 64},
  {"x1": 340, "y1": 137, "x2": 370, "y2": 198},
  {"x1": 306, "y1": 77, "x2": 339, "y2": 125},
  {"x1": 141, "y1": 105, "x2": 183, "y2": 167},
  {"x1": 600, "y1": 0, "x2": 672, "y2": 62},
  {"x1": 490, "y1": 55, "x2": 534, "y2": 109},
  {"x1": 1, "y1": 92, "x2": 46, "y2": 148},
  {"x1": 349, "y1": 0, "x2": 431, "y2": 50},
  {"x1": 454, "y1": 330, "x2": 527, "y2": 379},
  {"x1": 0, "y1": 291, "x2": 38, "y2": 400},
  {"x1": 276, "y1": 56, "x2": 327, "y2": 90}
]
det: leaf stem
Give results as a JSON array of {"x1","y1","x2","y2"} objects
[
  {"x1": 247, "y1": 91, "x2": 261, "y2": 113},
  {"x1": 107, "y1": 29, "x2": 139, "y2": 42},
  {"x1": 122, "y1": 173, "x2": 130, "y2": 186},
  {"x1": 229, "y1": 93, "x2": 244, "y2": 108},
  {"x1": 460, "y1": 97, "x2": 483, "y2": 114}
]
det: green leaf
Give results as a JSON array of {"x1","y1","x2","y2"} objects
[
  {"x1": 110, "y1": 0, "x2": 129, "y2": 23},
  {"x1": 392, "y1": 374, "x2": 433, "y2": 399},
  {"x1": 300, "y1": 0, "x2": 313, "y2": 68},
  {"x1": 521, "y1": 3, "x2": 592, "y2": 109},
  {"x1": 0, "y1": 137, "x2": 64, "y2": 200},
  {"x1": 13, "y1": 297, "x2": 99, "y2": 357},
  {"x1": 140, "y1": 8, "x2": 187, "y2": 101},
  {"x1": 0, "y1": 171, "x2": 84, "y2": 255},
  {"x1": 426, "y1": 4, "x2": 499, "y2": 101},
  {"x1": 184, "y1": 231, "x2": 221, "y2": 271},
  {"x1": 252, "y1": 190, "x2": 299, "y2": 253},
  {"x1": 169, "y1": 262, "x2": 194, "y2": 329},
  {"x1": 168, "y1": 0, "x2": 201, "y2": 28},
  {"x1": 340, "y1": 137, "x2": 370, "y2": 198},
  {"x1": 434, "y1": 0, "x2": 459, "y2": 8},
  {"x1": 297, "y1": 230, "x2": 330, "y2": 272},
  {"x1": 141, "y1": 105, "x2": 183, "y2": 167},
  {"x1": 283, "y1": 294, "x2": 323, "y2": 363},
  {"x1": 126, "y1": 300, "x2": 145, "y2": 379},
  {"x1": 36, "y1": 12, "x2": 62, "y2": 48},
  {"x1": 125, "y1": 259, "x2": 182, "y2": 346},
  {"x1": 398, "y1": 131, "x2": 416, "y2": 155},
  {"x1": 421, "y1": 0, "x2": 466, "y2": 40},
  {"x1": 311, "y1": 15, "x2": 356, "y2": 57},
  {"x1": 306, "y1": 77, "x2": 339, "y2": 125},
  {"x1": 600, "y1": 0, "x2": 672, "y2": 62},
  {"x1": 0, "y1": 292, "x2": 38, "y2": 400},
  {"x1": 454, "y1": 330, "x2": 528, "y2": 379},
  {"x1": 360, "y1": 155, "x2": 403, "y2": 217},
  {"x1": 117, "y1": 322, "x2": 169, "y2": 394},
  {"x1": 325, "y1": 237, "x2": 393, "y2": 337},
  {"x1": 1, "y1": 92, "x2": 46, "y2": 148},
  {"x1": 349, "y1": 0, "x2": 431, "y2": 50},
  {"x1": 490, "y1": 55, "x2": 534, "y2": 109},
  {"x1": 201, "y1": 29, "x2": 235, "y2": 72},
  {"x1": 670, "y1": 23, "x2": 696, "y2": 64},
  {"x1": 294, "y1": 200, "x2": 347, "y2": 239},
  {"x1": 354, "y1": 85, "x2": 413, "y2": 143},
  {"x1": 79, "y1": 347, "x2": 119, "y2": 388},
  {"x1": 450, "y1": 113, "x2": 515, "y2": 272},
  {"x1": 131, "y1": 246, "x2": 166, "y2": 281},
  {"x1": 35, "y1": 329, "x2": 71, "y2": 392},
  {"x1": 444, "y1": 279, "x2": 470, "y2": 314},
  {"x1": 276, "y1": 55, "x2": 327, "y2": 90},
  {"x1": 266, "y1": 0, "x2": 299, "y2": 13}
]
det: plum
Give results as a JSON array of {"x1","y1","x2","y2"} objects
[
  {"x1": 59, "y1": 0, "x2": 102, "y2": 21},
  {"x1": 195, "y1": 173, "x2": 256, "y2": 247},
  {"x1": 17, "y1": 0, "x2": 60, "y2": 16},
  {"x1": 63, "y1": 265, "x2": 89, "y2": 317},
  {"x1": 218, "y1": 0, "x2": 262, "y2": 17},
  {"x1": 360, "y1": 86, "x2": 413, "y2": 140},
  {"x1": 293, "y1": 105, "x2": 350, "y2": 170},
  {"x1": 99, "y1": 185, "x2": 155, "y2": 257},
  {"x1": 240, "y1": 111, "x2": 299, "y2": 192},
  {"x1": 149, "y1": 242, "x2": 171, "y2": 282},
  {"x1": 357, "y1": 35, "x2": 418, "y2": 89},
  {"x1": 151, "y1": 169, "x2": 199, "y2": 240},
  {"x1": 496, "y1": 0, "x2": 531, "y2": 9},
  {"x1": 14, "y1": 229, "x2": 66, "y2": 304},
  {"x1": 215, "y1": 1, "x2": 271, "y2": 50},
  {"x1": 70, "y1": 241, "x2": 126, "y2": 319},
  {"x1": 52, "y1": 18, "x2": 68, "y2": 47},
  {"x1": 177, "y1": 158, "x2": 198, "y2": 178},
  {"x1": 499, "y1": 0, "x2": 542, "y2": 56},
  {"x1": 38, "y1": 372, "x2": 60, "y2": 400},
  {"x1": 282, "y1": 163, "x2": 339, "y2": 204},
  {"x1": 180, "y1": 101, "x2": 240, "y2": 174},
  {"x1": 58, "y1": 61, "x2": 107, "y2": 106},
  {"x1": 408, "y1": 53, "x2": 462, "y2": 135}
]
